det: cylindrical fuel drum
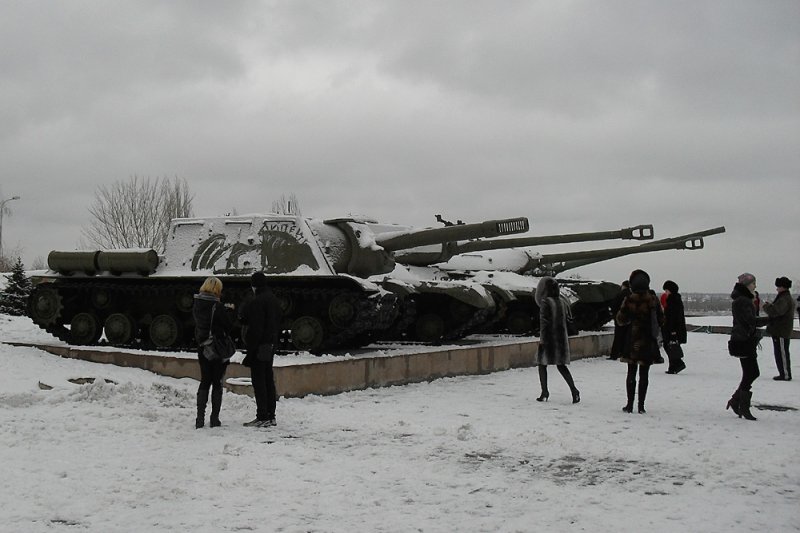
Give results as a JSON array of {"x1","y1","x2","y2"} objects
[
  {"x1": 96, "y1": 250, "x2": 159, "y2": 275},
  {"x1": 47, "y1": 251, "x2": 101, "y2": 275}
]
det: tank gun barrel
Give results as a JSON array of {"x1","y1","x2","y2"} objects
[
  {"x1": 452, "y1": 224, "x2": 653, "y2": 255},
  {"x1": 376, "y1": 217, "x2": 529, "y2": 252},
  {"x1": 532, "y1": 226, "x2": 726, "y2": 275}
]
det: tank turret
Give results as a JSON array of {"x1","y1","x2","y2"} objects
[{"x1": 28, "y1": 213, "x2": 530, "y2": 352}]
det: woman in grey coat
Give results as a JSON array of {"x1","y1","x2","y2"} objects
[{"x1": 534, "y1": 276, "x2": 580, "y2": 403}]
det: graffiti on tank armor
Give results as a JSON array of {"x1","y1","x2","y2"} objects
[{"x1": 191, "y1": 220, "x2": 320, "y2": 274}]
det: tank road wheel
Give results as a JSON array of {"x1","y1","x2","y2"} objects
[
  {"x1": 328, "y1": 294, "x2": 356, "y2": 328},
  {"x1": 70, "y1": 312, "x2": 101, "y2": 345},
  {"x1": 104, "y1": 313, "x2": 137, "y2": 345},
  {"x1": 414, "y1": 313, "x2": 445, "y2": 343},
  {"x1": 149, "y1": 314, "x2": 181, "y2": 348},
  {"x1": 176, "y1": 291, "x2": 194, "y2": 314},
  {"x1": 290, "y1": 316, "x2": 325, "y2": 352},
  {"x1": 90, "y1": 288, "x2": 114, "y2": 310},
  {"x1": 448, "y1": 300, "x2": 474, "y2": 324},
  {"x1": 29, "y1": 287, "x2": 63, "y2": 326},
  {"x1": 275, "y1": 293, "x2": 294, "y2": 316},
  {"x1": 505, "y1": 310, "x2": 533, "y2": 335}
]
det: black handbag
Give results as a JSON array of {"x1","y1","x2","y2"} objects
[{"x1": 201, "y1": 305, "x2": 236, "y2": 362}]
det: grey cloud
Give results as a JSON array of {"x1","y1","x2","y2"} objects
[{"x1": 0, "y1": 0, "x2": 797, "y2": 292}]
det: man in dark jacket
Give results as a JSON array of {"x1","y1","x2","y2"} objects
[
  {"x1": 661, "y1": 280, "x2": 688, "y2": 374},
  {"x1": 763, "y1": 276, "x2": 796, "y2": 381},
  {"x1": 240, "y1": 271, "x2": 283, "y2": 427}
]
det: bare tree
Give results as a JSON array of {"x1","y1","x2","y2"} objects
[
  {"x1": 82, "y1": 176, "x2": 194, "y2": 252},
  {"x1": 270, "y1": 193, "x2": 301, "y2": 216}
]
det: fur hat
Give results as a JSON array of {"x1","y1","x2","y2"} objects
[
  {"x1": 250, "y1": 271, "x2": 267, "y2": 288},
  {"x1": 662, "y1": 280, "x2": 679, "y2": 293},
  {"x1": 775, "y1": 276, "x2": 792, "y2": 289},
  {"x1": 629, "y1": 269, "x2": 650, "y2": 292},
  {"x1": 737, "y1": 272, "x2": 756, "y2": 286}
]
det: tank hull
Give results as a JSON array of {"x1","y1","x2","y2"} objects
[{"x1": 28, "y1": 274, "x2": 397, "y2": 353}]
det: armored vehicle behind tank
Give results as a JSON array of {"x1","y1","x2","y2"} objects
[
  {"x1": 393, "y1": 224, "x2": 726, "y2": 334},
  {"x1": 28, "y1": 213, "x2": 529, "y2": 352}
]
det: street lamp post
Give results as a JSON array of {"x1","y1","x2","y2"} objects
[{"x1": 0, "y1": 195, "x2": 21, "y2": 261}]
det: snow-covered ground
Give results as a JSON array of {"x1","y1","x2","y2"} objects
[{"x1": 1, "y1": 314, "x2": 799, "y2": 532}]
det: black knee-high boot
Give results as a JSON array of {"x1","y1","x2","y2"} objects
[
  {"x1": 196, "y1": 387, "x2": 209, "y2": 429},
  {"x1": 623, "y1": 365, "x2": 636, "y2": 412},
  {"x1": 210, "y1": 389, "x2": 223, "y2": 427},
  {"x1": 739, "y1": 390, "x2": 757, "y2": 421},
  {"x1": 726, "y1": 389, "x2": 742, "y2": 416},
  {"x1": 557, "y1": 365, "x2": 580, "y2": 403},
  {"x1": 637, "y1": 379, "x2": 648, "y2": 413},
  {"x1": 537, "y1": 365, "x2": 549, "y2": 402}
]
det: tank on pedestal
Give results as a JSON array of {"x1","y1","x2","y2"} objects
[{"x1": 27, "y1": 214, "x2": 529, "y2": 352}]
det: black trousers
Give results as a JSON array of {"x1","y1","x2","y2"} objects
[
  {"x1": 249, "y1": 344, "x2": 277, "y2": 420},
  {"x1": 772, "y1": 337, "x2": 792, "y2": 379},
  {"x1": 738, "y1": 356, "x2": 760, "y2": 392},
  {"x1": 197, "y1": 351, "x2": 228, "y2": 395}
]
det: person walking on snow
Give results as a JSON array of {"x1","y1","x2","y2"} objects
[
  {"x1": 726, "y1": 273, "x2": 769, "y2": 421},
  {"x1": 763, "y1": 276, "x2": 795, "y2": 381},
  {"x1": 661, "y1": 280, "x2": 687, "y2": 374},
  {"x1": 616, "y1": 269, "x2": 664, "y2": 414},
  {"x1": 534, "y1": 276, "x2": 580, "y2": 404}
]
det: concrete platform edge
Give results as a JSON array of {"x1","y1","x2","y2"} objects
[{"x1": 7, "y1": 334, "x2": 613, "y2": 398}]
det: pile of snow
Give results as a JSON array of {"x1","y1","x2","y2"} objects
[{"x1": 1, "y1": 316, "x2": 798, "y2": 532}]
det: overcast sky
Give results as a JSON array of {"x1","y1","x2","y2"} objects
[{"x1": 1, "y1": 1, "x2": 798, "y2": 293}]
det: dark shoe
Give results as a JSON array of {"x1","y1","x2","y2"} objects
[
  {"x1": 665, "y1": 370, "x2": 676, "y2": 375},
  {"x1": 210, "y1": 416, "x2": 221, "y2": 428},
  {"x1": 243, "y1": 418, "x2": 262, "y2": 427},
  {"x1": 259, "y1": 418, "x2": 277, "y2": 428},
  {"x1": 773, "y1": 375, "x2": 788, "y2": 381},
  {"x1": 195, "y1": 417, "x2": 204, "y2": 429},
  {"x1": 571, "y1": 389, "x2": 580, "y2": 404},
  {"x1": 622, "y1": 404, "x2": 633, "y2": 413},
  {"x1": 638, "y1": 405, "x2": 646, "y2": 414},
  {"x1": 536, "y1": 392, "x2": 549, "y2": 402}
]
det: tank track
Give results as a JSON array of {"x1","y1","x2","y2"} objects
[
  {"x1": 442, "y1": 307, "x2": 494, "y2": 341},
  {"x1": 29, "y1": 280, "x2": 398, "y2": 354}
]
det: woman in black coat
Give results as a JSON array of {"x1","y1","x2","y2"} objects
[
  {"x1": 726, "y1": 273, "x2": 768, "y2": 421},
  {"x1": 192, "y1": 276, "x2": 235, "y2": 429},
  {"x1": 534, "y1": 277, "x2": 580, "y2": 404},
  {"x1": 661, "y1": 280, "x2": 687, "y2": 374},
  {"x1": 615, "y1": 269, "x2": 664, "y2": 414}
]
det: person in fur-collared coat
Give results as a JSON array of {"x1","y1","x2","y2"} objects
[
  {"x1": 615, "y1": 269, "x2": 664, "y2": 414},
  {"x1": 534, "y1": 277, "x2": 580, "y2": 404}
]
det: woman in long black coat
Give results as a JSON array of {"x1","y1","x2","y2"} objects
[
  {"x1": 615, "y1": 269, "x2": 663, "y2": 414},
  {"x1": 534, "y1": 277, "x2": 580, "y2": 403},
  {"x1": 726, "y1": 273, "x2": 768, "y2": 421},
  {"x1": 661, "y1": 280, "x2": 687, "y2": 374},
  {"x1": 192, "y1": 276, "x2": 235, "y2": 429}
]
